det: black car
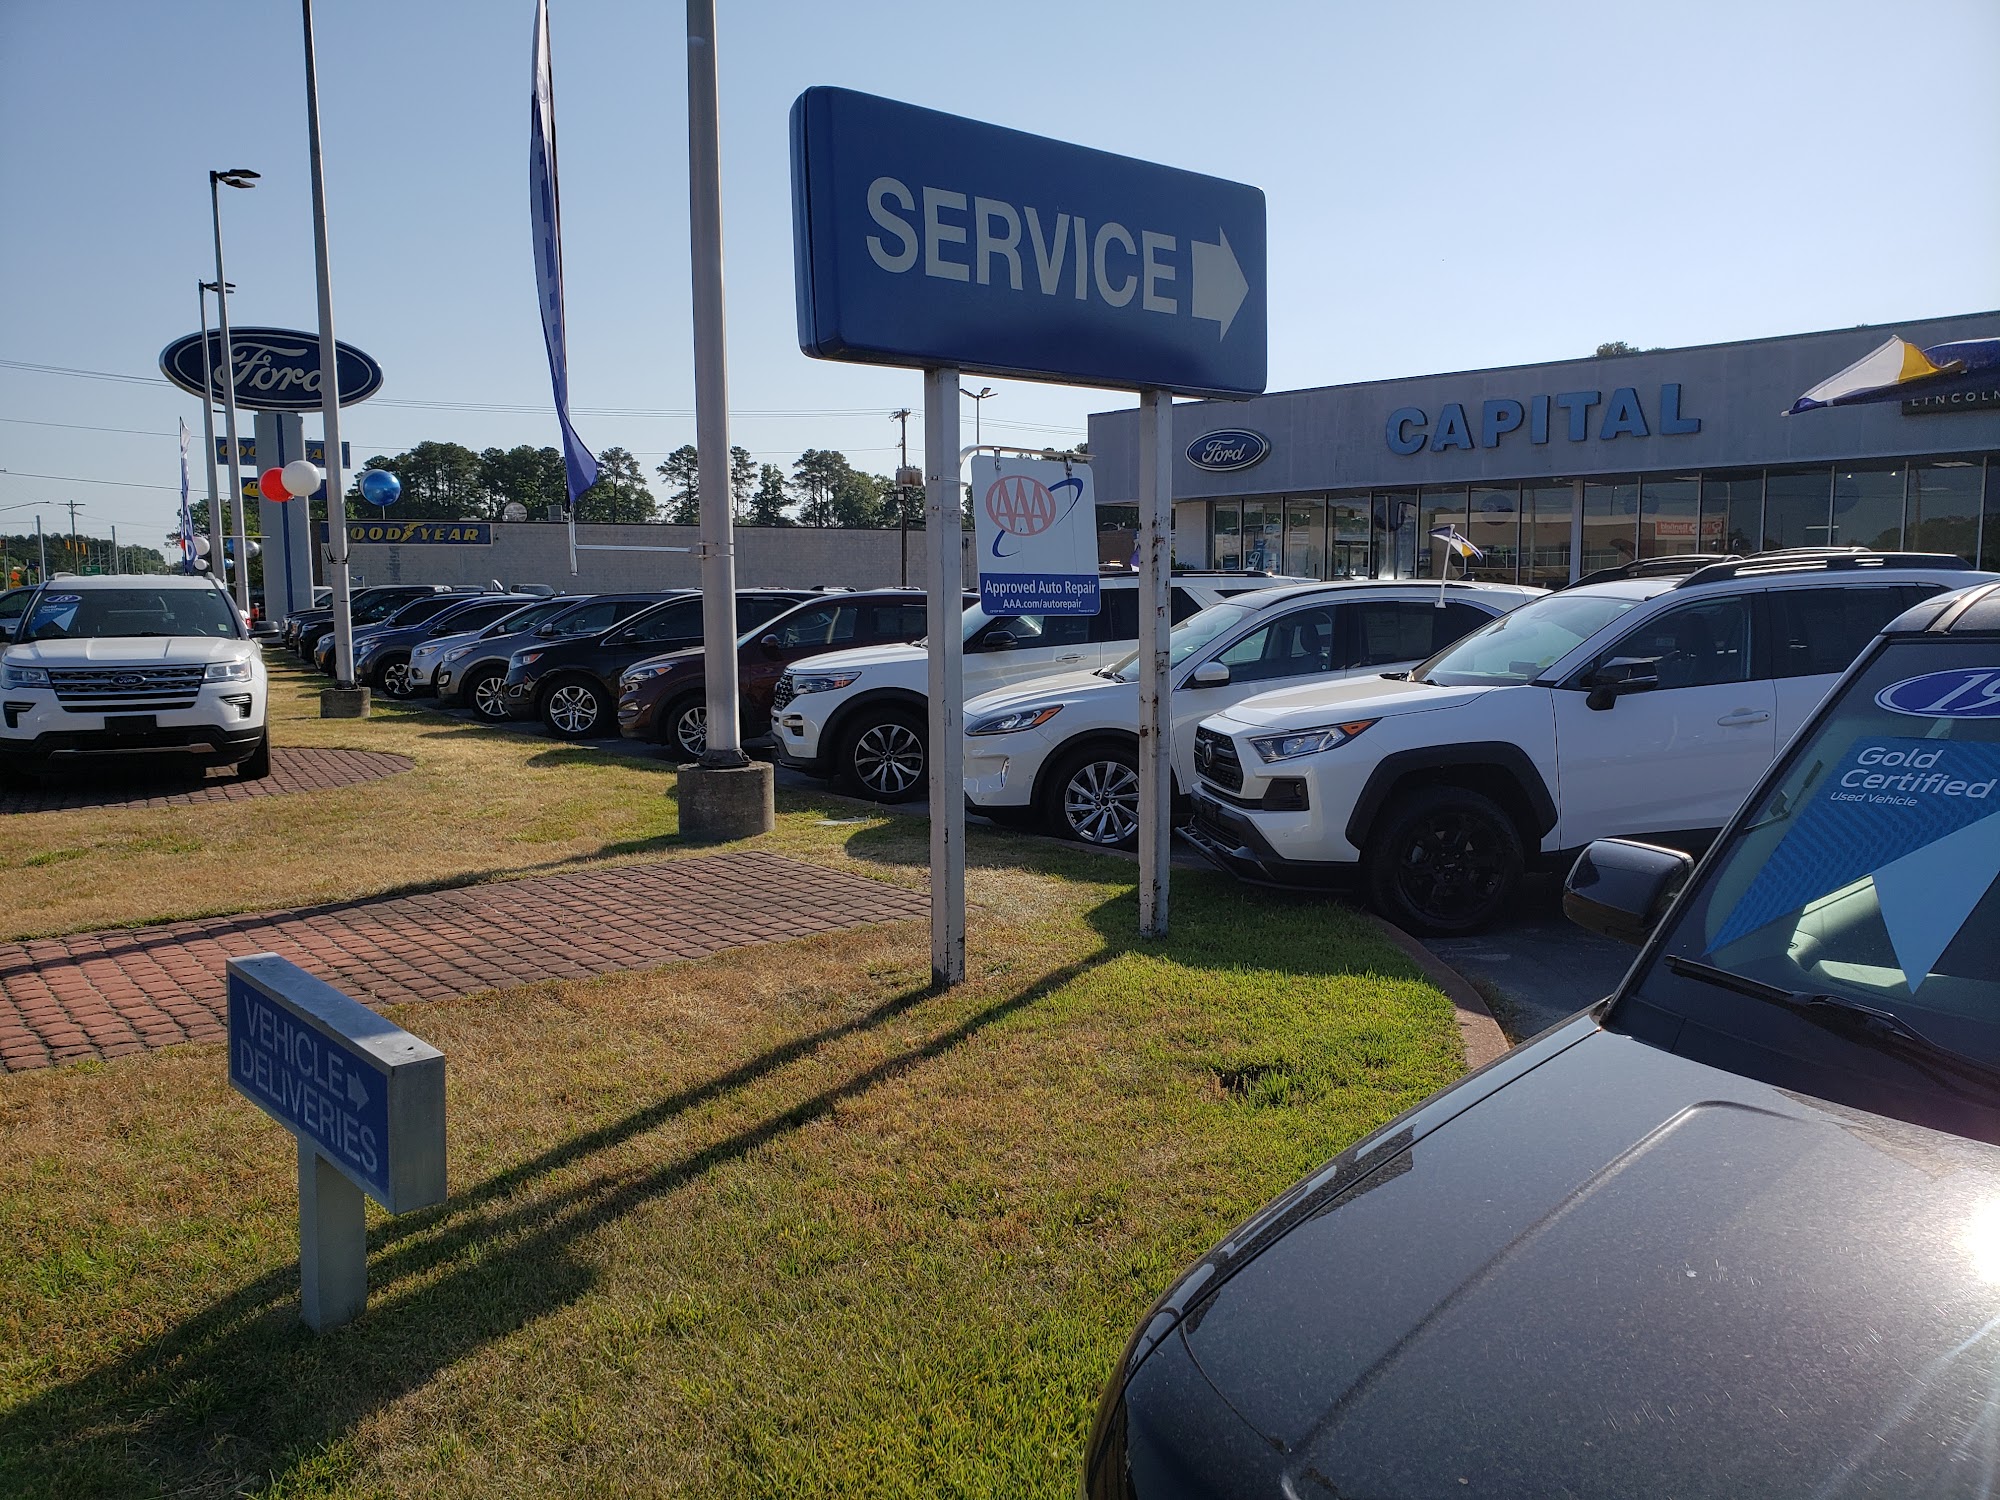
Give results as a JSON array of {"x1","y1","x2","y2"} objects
[
  {"x1": 350, "y1": 593, "x2": 542, "y2": 696},
  {"x1": 1087, "y1": 580, "x2": 2000, "y2": 1499},
  {"x1": 436, "y1": 592, "x2": 679, "y2": 721},
  {"x1": 0, "y1": 585, "x2": 36, "y2": 641},
  {"x1": 290, "y1": 585, "x2": 458, "y2": 659},
  {"x1": 504, "y1": 589, "x2": 809, "y2": 738}
]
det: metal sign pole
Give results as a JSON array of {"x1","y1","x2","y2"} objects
[
  {"x1": 209, "y1": 182, "x2": 251, "y2": 615},
  {"x1": 1137, "y1": 389, "x2": 1173, "y2": 937},
  {"x1": 925, "y1": 369, "x2": 965, "y2": 987},
  {"x1": 197, "y1": 283, "x2": 227, "y2": 580}
]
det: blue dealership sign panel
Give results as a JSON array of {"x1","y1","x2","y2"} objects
[{"x1": 791, "y1": 88, "x2": 1266, "y2": 397}]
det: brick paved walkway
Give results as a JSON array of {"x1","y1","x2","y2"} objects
[
  {"x1": 0, "y1": 851, "x2": 927, "y2": 1072},
  {"x1": 0, "y1": 747, "x2": 413, "y2": 815}
]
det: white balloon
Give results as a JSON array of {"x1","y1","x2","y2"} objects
[
  {"x1": 192, "y1": 535, "x2": 211, "y2": 556},
  {"x1": 282, "y1": 459, "x2": 324, "y2": 498},
  {"x1": 193, "y1": 558, "x2": 210, "y2": 571}
]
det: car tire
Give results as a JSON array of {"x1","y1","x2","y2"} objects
[
  {"x1": 1040, "y1": 743, "x2": 1142, "y2": 850},
  {"x1": 661, "y1": 693, "x2": 708, "y2": 761},
  {"x1": 1363, "y1": 785, "x2": 1523, "y2": 937},
  {"x1": 840, "y1": 707, "x2": 927, "y2": 802},
  {"x1": 376, "y1": 654, "x2": 412, "y2": 698},
  {"x1": 542, "y1": 677, "x2": 612, "y2": 739},
  {"x1": 464, "y1": 664, "x2": 511, "y2": 723},
  {"x1": 237, "y1": 731, "x2": 272, "y2": 782}
]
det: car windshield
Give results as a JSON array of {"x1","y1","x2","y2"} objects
[
  {"x1": 483, "y1": 600, "x2": 568, "y2": 638},
  {"x1": 1642, "y1": 634, "x2": 2000, "y2": 1066},
  {"x1": 1411, "y1": 592, "x2": 1641, "y2": 686},
  {"x1": 21, "y1": 587, "x2": 241, "y2": 641},
  {"x1": 1105, "y1": 602, "x2": 1257, "y2": 682}
]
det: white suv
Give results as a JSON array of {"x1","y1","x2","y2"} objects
[
  {"x1": 0, "y1": 575, "x2": 269, "y2": 785},
  {"x1": 773, "y1": 571, "x2": 1310, "y2": 800},
  {"x1": 1183, "y1": 550, "x2": 1993, "y2": 935},
  {"x1": 962, "y1": 579, "x2": 1544, "y2": 847}
]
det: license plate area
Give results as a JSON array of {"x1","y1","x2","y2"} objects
[{"x1": 103, "y1": 714, "x2": 159, "y2": 736}]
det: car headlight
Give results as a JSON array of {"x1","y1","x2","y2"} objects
[
  {"x1": 0, "y1": 662, "x2": 48, "y2": 688},
  {"x1": 204, "y1": 659, "x2": 255, "y2": 682},
  {"x1": 514, "y1": 650, "x2": 545, "y2": 667},
  {"x1": 1247, "y1": 719, "x2": 1377, "y2": 763},
  {"x1": 441, "y1": 646, "x2": 473, "y2": 665},
  {"x1": 967, "y1": 703, "x2": 1063, "y2": 736},
  {"x1": 788, "y1": 670, "x2": 863, "y2": 697},
  {"x1": 621, "y1": 662, "x2": 681, "y2": 688}
]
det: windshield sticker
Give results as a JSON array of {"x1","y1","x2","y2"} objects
[
  {"x1": 1877, "y1": 668, "x2": 2000, "y2": 718},
  {"x1": 1710, "y1": 736, "x2": 2000, "y2": 986},
  {"x1": 41, "y1": 594, "x2": 80, "y2": 604}
]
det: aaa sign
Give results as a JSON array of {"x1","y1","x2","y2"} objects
[{"x1": 972, "y1": 456, "x2": 1100, "y2": 617}]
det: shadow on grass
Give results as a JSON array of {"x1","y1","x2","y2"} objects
[{"x1": 0, "y1": 930, "x2": 1118, "y2": 1496}]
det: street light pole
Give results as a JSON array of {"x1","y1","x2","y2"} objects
[
  {"x1": 300, "y1": 0, "x2": 360, "y2": 709},
  {"x1": 209, "y1": 166, "x2": 259, "y2": 613},
  {"x1": 960, "y1": 385, "x2": 996, "y2": 449}
]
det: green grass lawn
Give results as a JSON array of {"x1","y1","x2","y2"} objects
[{"x1": 0, "y1": 664, "x2": 1467, "y2": 1497}]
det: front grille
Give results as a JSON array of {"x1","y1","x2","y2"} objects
[
  {"x1": 49, "y1": 665, "x2": 206, "y2": 712},
  {"x1": 771, "y1": 674, "x2": 797, "y2": 712},
  {"x1": 1193, "y1": 726, "x2": 1243, "y2": 792}
]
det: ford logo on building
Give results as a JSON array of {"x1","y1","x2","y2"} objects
[
  {"x1": 1185, "y1": 428, "x2": 1270, "y2": 472},
  {"x1": 158, "y1": 327, "x2": 384, "y2": 412}
]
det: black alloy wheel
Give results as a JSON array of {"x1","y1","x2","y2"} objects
[
  {"x1": 542, "y1": 677, "x2": 612, "y2": 739},
  {"x1": 842, "y1": 709, "x2": 926, "y2": 802},
  {"x1": 1043, "y1": 744, "x2": 1141, "y2": 849},
  {"x1": 377, "y1": 654, "x2": 412, "y2": 698},
  {"x1": 662, "y1": 693, "x2": 708, "y2": 761},
  {"x1": 1364, "y1": 785, "x2": 1523, "y2": 937},
  {"x1": 464, "y1": 664, "x2": 511, "y2": 723}
]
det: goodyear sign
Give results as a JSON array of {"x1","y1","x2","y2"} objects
[
  {"x1": 217, "y1": 438, "x2": 350, "y2": 466},
  {"x1": 316, "y1": 521, "x2": 492, "y2": 546}
]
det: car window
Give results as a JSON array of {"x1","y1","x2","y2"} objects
[
  {"x1": 1414, "y1": 592, "x2": 1643, "y2": 687},
  {"x1": 851, "y1": 601, "x2": 928, "y2": 643},
  {"x1": 432, "y1": 601, "x2": 516, "y2": 635},
  {"x1": 978, "y1": 611, "x2": 1092, "y2": 650},
  {"x1": 1342, "y1": 600, "x2": 1491, "y2": 668},
  {"x1": 482, "y1": 600, "x2": 564, "y2": 638},
  {"x1": 1215, "y1": 606, "x2": 1336, "y2": 684},
  {"x1": 1766, "y1": 585, "x2": 1946, "y2": 680},
  {"x1": 355, "y1": 593, "x2": 420, "y2": 623},
  {"x1": 1110, "y1": 601, "x2": 1257, "y2": 682},
  {"x1": 769, "y1": 605, "x2": 843, "y2": 647},
  {"x1": 626, "y1": 600, "x2": 703, "y2": 643},
  {"x1": 22, "y1": 587, "x2": 241, "y2": 641},
  {"x1": 736, "y1": 595, "x2": 796, "y2": 633},
  {"x1": 549, "y1": 601, "x2": 625, "y2": 635},
  {"x1": 1091, "y1": 589, "x2": 1141, "y2": 644},
  {"x1": 1169, "y1": 587, "x2": 1203, "y2": 624},
  {"x1": 1592, "y1": 594, "x2": 1752, "y2": 689}
]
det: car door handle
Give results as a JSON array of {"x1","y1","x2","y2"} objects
[
  {"x1": 1055, "y1": 653, "x2": 1084, "y2": 663},
  {"x1": 1715, "y1": 709, "x2": 1771, "y2": 727}
]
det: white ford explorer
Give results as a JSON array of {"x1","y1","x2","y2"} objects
[
  {"x1": 1183, "y1": 550, "x2": 1994, "y2": 936},
  {"x1": 0, "y1": 574, "x2": 269, "y2": 786}
]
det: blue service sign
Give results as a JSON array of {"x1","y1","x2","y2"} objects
[
  {"x1": 1185, "y1": 428, "x2": 1270, "y2": 472},
  {"x1": 160, "y1": 327, "x2": 384, "y2": 412},
  {"x1": 791, "y1": 87, "x2": 1266, "y2": 398},
  {"x1": 227, "y1": 954, "x2": 445, "y2": 1214}
]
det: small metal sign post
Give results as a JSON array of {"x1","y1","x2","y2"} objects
[
  {"x1": 227, "y1": 954, "x2": 445, "y2": 1331},
  {"x1": 792, "y1": 86, "x2": 1266, "y2": 966}
]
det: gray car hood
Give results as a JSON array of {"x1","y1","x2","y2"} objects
[{"x1": 1180, "y1": 1026, "x2": 2000, "y2": 1497}]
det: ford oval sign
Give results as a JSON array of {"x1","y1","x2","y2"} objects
[
  {"x1": 1185, "y1": 428, "x2": 1269, "y2": 472},
  {"x1": 1876, "y1": 668, "x2": 2000, "y2": 719},
  {"x1": 158, "y1": 327, "x2": 383, "y2": 412}
]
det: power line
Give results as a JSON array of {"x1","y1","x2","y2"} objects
[{"x1": 0, "y1": 469, "x2": 178, "y2": 492}]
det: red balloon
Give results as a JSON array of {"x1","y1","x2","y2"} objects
[{"x1": 258, "y1": 467, "x2": 289, "y2": 502}]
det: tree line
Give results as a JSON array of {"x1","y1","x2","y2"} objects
[{"x1": 334, "y1": 440, "x2": 925, "y2": 530}]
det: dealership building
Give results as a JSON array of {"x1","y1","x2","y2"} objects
[{"x1": 1087, "y1": 311, "x2": 2000, "y2": 588}]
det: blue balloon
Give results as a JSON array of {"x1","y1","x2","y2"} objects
[{"x1": 359, "y1": 469, "x2": 402, "y2": 506}]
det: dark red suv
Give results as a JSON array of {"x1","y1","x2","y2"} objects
[{"x1": 617, "y1": 588, "x2": 960, "y2": 759}]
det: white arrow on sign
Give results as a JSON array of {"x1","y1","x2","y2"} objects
[
  {"x1": 346, "y1": 1071, "x2": 367, "y2": 1110},
  {"x1": 1191, "y1": 229, "x2": 1248, "y2": 339}
]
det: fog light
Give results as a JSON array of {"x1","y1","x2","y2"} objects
[
  {"x1": 3, "y1": 701, "x2": 30, "y2": 729},
  {"x1": 222, "y1": 693, "x2": 254, "y2": 719},
  {"x1": 1264, "y1": 777, "x2": 1310, "y2": 811}
]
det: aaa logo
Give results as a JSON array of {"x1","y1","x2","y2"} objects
[{"x1": 984, "y1": 473, "x2": 1085, "y2": 557}]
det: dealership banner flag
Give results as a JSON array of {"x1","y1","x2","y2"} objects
[
  {"x1": 178, "y1": 418, "x2": 195, "y2": 572},
  {"x1": 1786, "y1": 335, "x2": 2000, "y2": 415},
  {"x1": 1429, "y1": 524, "x2": 1480, "y2": 603},
  {"x1": 530, "y1": 0, "x2": 597, "y2": 515}
]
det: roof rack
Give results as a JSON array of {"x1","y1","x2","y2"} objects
[
  {"x1": 1675, "y1": 548, "x2": 1977, "y2": 589},
  {"x1": 1566, "y1": 554, "x2": 1738, "y2": 590}
]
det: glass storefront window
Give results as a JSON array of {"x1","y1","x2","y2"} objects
[
  {"x1": 1581, "y1": 477, "x2": 1639, "y2": 576},
  {"x1": 1467, "y1": 486, "x2": 1520, "y2": 582},
  {"x1": 1374, "y1": 491, "x2": 1418, "y2": 578},
  {"x1": 1984, "y1": 460, "x2": 2000, "y2": 573},
  {"x1": 1241, "y1": 498, "x2": 1284, "y2": 573},
  {"x1": 1762, "y1": 466, "x2": 1832, "y2": 551},
  {"x1": 1908, "y1": 459, "x2": 1984, "y2": 558},
  {"x1": 1639, "y1": 475, "x2": 1702, "y2": 558},
  {"x1": 1283, "y1": 496, "x2": 1325, "y2": 579},
  {"x1": 1418, "y1": 486, "x2": 1468, "y2": 579},
  {"x1": 1523, "y1": 483, "x2": 1573, "y2": 589},
  {"x1": 1330, "y1": 497, "x2": 1369, "y2": 578},
  {"x1": 1831, "y1": 463, "x2": 1905, "y2": 551},
  {"x1": 1701, "y1": 472, "x2": 1763, "y2": 557},
  {"x1": 1211, "y1": 501, "x2": 1242, "y2": 570}
]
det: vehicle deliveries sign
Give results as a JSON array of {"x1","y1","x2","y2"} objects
[{"x1": 972, "y1": 456, "x2": 1099, "y2": 617}]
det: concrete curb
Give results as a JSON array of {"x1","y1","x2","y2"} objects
[{"x1": 1362, "y1": 914, "x2": 1511, "y2": 1073}]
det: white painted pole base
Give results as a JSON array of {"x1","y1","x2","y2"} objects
[{"x1": 298, "y1": 1140, "x2": 368, "y2": 1331}]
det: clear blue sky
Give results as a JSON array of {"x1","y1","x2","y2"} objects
[{"x1": 3, "y1": 0, "x2": 1996, "y2": 552}]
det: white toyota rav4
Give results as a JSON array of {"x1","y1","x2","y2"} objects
[
  {"x1": 1184, "y1": 550, "x2": 1993, "y2": 935},
  {"x1": 961, "y1": 579, "x2": 1544, "y2": 847},
  {"x1": 772, "y1": 571, "x2": 1309, "y2": 800},
  {"x1": 0, "y1": 575, "x2": 269, "y2": 786}
]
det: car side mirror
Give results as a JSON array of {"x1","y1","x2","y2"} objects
[
  {"x1": 759, "y1": 634, "x2": 783, "y2": 656},
  {"x1": 1189, "y1": 661, "x2": 1230, "y2": 687},
  {"x1": 973, "y1": 631, "x2": 1017, "y2": 652},
  {"x1": 536, "y1": 622, "x2": 559, "y2": 638},
  {"x1": 1563, "y1": 838, "x2": 1694, "y2": 945},
  {"x1": 1584, "y1": 656, "x2": 1660, "y2": 711}
]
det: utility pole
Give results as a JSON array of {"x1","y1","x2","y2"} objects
[
  {"x1": 111, "y1": 524, "x2": 118, "y2": 576},
  {"x1": 66, "y1": 498, "x2": 79, "y2": 573},
  {"x1": 891, "y1": 406, "x2": 913, "y2": 586},
  {"x1": 36, "y1": 514, "x2": 46, "y2": 579}
]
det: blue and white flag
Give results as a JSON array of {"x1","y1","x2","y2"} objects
[
  {"x1": 1429, "y1": 525, "x2": 1482, "y2": 561},
  {"x1": 531, "y1": 0, "x2": 597, "y2": 514},
  {"x1": 178, "y1": 418, "x2": 196, "y2": 572}
]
